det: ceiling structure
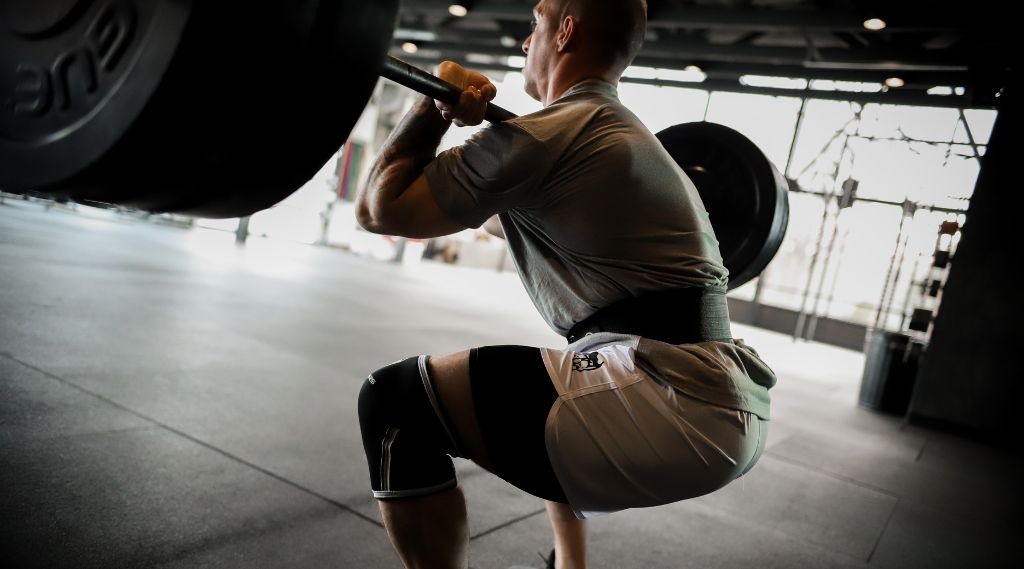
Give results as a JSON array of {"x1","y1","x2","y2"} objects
[{"x1": 388, "y1": 0, "x2": 1014, "y2": 109}]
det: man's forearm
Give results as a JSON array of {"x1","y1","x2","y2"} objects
[{"x1": 357, "y1": 96, "x2": 450, "y2": 223}]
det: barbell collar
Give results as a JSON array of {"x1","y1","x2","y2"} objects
[{"x1": 381, "y1": 55, "x2": 518, "y2": 123}]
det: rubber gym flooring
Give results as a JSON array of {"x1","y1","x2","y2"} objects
[{"x1": 1, "y1": 197, "x2": 1018, "y2": 568}]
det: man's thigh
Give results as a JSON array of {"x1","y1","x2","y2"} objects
[
  {"x1": 427, "y1": 350, "x2": 492, "y2": 470},
  {"x1": 428, "y1": 345, "x2": 567, "y2": 503}
]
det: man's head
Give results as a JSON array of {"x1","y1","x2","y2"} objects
[{"x1": 521, "y1": 0, "x2": 647, "y2": 103}]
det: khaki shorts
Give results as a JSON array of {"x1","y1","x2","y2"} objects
[{"x1": 540, "y1": 341, "x2": 767, "y2": 518}]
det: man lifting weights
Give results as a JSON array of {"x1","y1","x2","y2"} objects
[{"x1": 354, "y1": 1, "x2": 777, "y2": 568}]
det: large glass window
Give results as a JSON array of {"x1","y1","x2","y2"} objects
[
  {"x1": 705, "y1": 92, "x2": 804, "y2": 168},
  {"x1": 754, "y1": 100, "x2": 996, "y2": 335},
  {"x1": 618, "y1": 84, "x2": 709, "y2": 133}
]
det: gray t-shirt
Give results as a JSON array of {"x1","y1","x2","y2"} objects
[{"x1": 425, "y1": 79, "x2": 775, "y2": 418}]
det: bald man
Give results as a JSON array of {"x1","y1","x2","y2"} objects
[{"x1": 354, "y1": 2, "x2": 776, "y2": 568}]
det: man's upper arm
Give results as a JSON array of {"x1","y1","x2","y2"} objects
[
  {"x1": 376, "y1": 173, "x2": 467, "y2": 239},
  {"x1": 425, "y1": 122, "x2": 551, "y2": 228}
]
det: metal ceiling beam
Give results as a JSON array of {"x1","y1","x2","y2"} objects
[
  {"x1": 396, "y1": 0, "x2": 964, "y2": 33},
  {"x1": 394, "y1": 38, "x2": 971, "y2": 72},
  {"x1": 399, "y1": 0, "x2": 533, "y2": 21},
  {"x1": 639, "y1": 36, "x2": 969, "y2": 70},
  {"x1": 389, "y1": 52, "x2": 991, "y2": 109},
  {"x1": 643, "y1": 5, "x2": 961, "y2": 33},
  {"x1": 674, "y1": 61, "x2": 972, "y2": 86},
  {"x1": 395, "y1": 43, "x2": 971, "y2": 85}
]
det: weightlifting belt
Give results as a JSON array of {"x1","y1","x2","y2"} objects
[{"x1": 565, "y1": 285, "x2": 733, "y2": 345}]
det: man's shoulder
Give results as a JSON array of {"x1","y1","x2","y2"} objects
[
  {"x1": 508, "y1": 96, "x2": 630, "y2": 145},
  {"x1": 516, "y1": 92, "x2": 620, "y2": 122}
]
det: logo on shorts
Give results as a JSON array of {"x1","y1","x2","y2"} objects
[{"x1": 572, "y1": 352, "x2": 605, "y2": 372}]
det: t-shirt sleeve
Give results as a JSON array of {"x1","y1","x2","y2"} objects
[{"x1": 424, "y1": 121, "x2": 552, "y2": 228}]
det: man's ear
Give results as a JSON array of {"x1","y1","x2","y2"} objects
[{"x1": 556, "y1": 15, "x2": 576, "y2": 52}]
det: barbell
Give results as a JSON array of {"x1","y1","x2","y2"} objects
[{"x1": 0, "y1": 0, "x2": 788, "y2": 289}]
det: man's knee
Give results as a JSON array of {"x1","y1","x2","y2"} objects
[{"x1": 357, "y1": 356, "x2": 462, "y2": 499}]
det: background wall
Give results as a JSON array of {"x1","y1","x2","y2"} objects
[{"x1": 910, "y1": 86, "x2": 1022, "y2": 444}]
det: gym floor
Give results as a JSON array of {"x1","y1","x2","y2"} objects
[{"x1": 1, "y1": 198, "x2": 1017, "y2": 569}]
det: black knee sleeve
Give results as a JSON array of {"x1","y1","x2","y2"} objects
[{"x1": 358, "y1": 356, "x2": 462, "y2": 499}]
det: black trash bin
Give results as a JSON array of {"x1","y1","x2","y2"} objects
[{"x1": 859, "y1": 330, "x2": 926, "y2": 414}]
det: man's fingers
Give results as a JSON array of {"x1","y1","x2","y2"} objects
[
  {"x1": 461, "y1": 88, "x2": 487, "y2": 125},
  {"x1": 434, "y1": 84, "x2": 491, "y2": 126},
  {"x1": 458, "y1": 87, "x2": 480, "y2": 108},
  {"x1": 432, "y1": 61, "x2": 497, "y2": 126},
  {"x1": 480, "y1": 83, "x2": 497, "y2": 102}
]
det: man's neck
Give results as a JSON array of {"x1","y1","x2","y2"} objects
[{"x1": 541, "y1": 59, "x2": 618, "y2": 106}]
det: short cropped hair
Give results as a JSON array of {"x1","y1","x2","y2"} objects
[{"x1": 557, "y1": 0, "x2": 647, "y2": 74}]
